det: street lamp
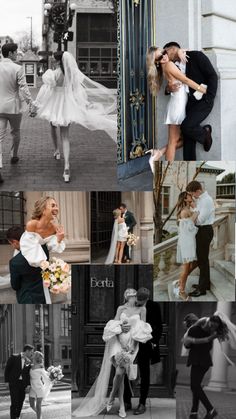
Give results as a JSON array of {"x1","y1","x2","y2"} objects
[{"x1": 26, "y1": 16, "x2": 33, "y2": 50}]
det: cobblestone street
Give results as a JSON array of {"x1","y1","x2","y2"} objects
[{"x1": 0, "y1": 89, "x2": 121, "y2": 191}]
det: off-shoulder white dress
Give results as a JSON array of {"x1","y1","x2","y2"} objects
[
  {"x1": 20, "y1": 231, "x2": 65, "y2": 303},
  {"x1": 29, "y1": 368, "x2": 52, "y2": 399}
]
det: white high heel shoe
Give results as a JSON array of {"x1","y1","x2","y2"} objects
[
  {"x1": 118, "y1": 407, "x2": 126, "y2": 418},
  {"x1": 146, "y1": 149, "x2": 163, "y2": 173},
  {"x1": 54, "y1": 150, "x2": 61, "y2": 160},
  {"x1": 63, "y1": 169, "x2": 70, "y2": 183},
  {"x1": 106, "y1": 399, "x2": 114, "y2": 412}
]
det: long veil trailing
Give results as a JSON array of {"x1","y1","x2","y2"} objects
[
  {"x1": 72, "y1": 339, "x2": 114, "y2": 417},
  {"x1": 105, "y1": 220, "x2": 118, "y2": 265},
  {"x1": 63, "y1": 52, "x2": 117, "y2": 141}
]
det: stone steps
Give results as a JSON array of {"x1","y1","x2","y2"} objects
[
  {"x1": 210, "y1": 267, "x2": 235, "y2": 301},
  {"x1": 213, "y1": 260, "x2": 235, "y2": 284},
  {"x1": 168, "y1": 276, "x2": 217, "y2": 302}
]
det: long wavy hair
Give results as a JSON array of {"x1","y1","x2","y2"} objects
[
  {"x1": 210, "y1": 315, "x2": 229, "y2": 343},
  {"x1": 54, "y1": 51, "x2": 65, "y2": 74},
  {"x1": 176, "y1": 191, "x2": 191, "y2": 220},
  {"x1": 31, "y1": 196, "x2": 55, "y2": 220},
  {"x1": 146, "y1": 46, "x2": 163, "y2": 96}
]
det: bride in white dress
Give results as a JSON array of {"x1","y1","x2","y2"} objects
[
  {"x1": 73, "y1": 289, "x2": 152, "y2": 418},
  {"x1": 105, "y1": 209, "x2": 128, "y2": 265},
  {"x1": 34, "y1": 51, "x2": 117, "y2": 182},
  {"x1": 146, "y1": 47, "x2": 207, "y2": 168},
  {"x1": 29, "y1": 351, "x2": 52, "y2": 419},
  {"x1": 174, "y1": 191, "x2": 199, "y2": 301},
  {"x1": 20, "y1": 196, "x2": 65, "y2": 303}
]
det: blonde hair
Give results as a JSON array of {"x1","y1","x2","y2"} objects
[
  {"x1": 33, "y1": 351, "x2": 44, "y2": 364},
  {"x1": 124, "y1": 288, "x2": 137, "y2": 302},
  {"x1": 146, "y1": 46, "x2": 163, "y2": 96},
  {"x1": 113, "y1": 208, "x2": 121, "y2": 219},
  {"x1": 31, "y1": 196, "x2": 55, "y2": 220}
]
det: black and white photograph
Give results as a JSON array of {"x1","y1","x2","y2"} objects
[
  {"x1": 153, "y1": 161, "x2": 235, "y2": 302},
  {"x1": 0, "y1": 304, "x2": 71, "y2": 419},
  {"x1": 72, "y1": 265, "x2": 176, "y2": 418},
  {"x1": 176, "y1": 302, "x2": 236, "y2": 419},
  {"x1": 0, "y1": 0, "x2": 118, "y2": 190},
  {"x1": 91, "y1": 192, "x2": 153, "y2": 265},
  {"x1": 0, "y1": 191, "x2": 90, "y2": 304}
]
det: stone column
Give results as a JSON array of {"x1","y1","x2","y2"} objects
[
  {"x1": 206, "y1": 302, "x2": 231, "y2": 391},
  {"x1": 140, "y1": 192, "x2": 153, "y2": 263},
  {"x1": 45, "y1": 192, "x2": 90, "y2": 263}
]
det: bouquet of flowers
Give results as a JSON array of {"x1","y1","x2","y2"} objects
[
  {"x1": 127, "y1": 233, "x2": 139, "y2": 247},
  {"x1": 41, "y1": 258, "x2": 71, "y2": 294},
  {"x1": 47, "y1": 365, "x2": 64, "y2": 382},
  {"x1": 115, "y1": 350, "x2": 133, "y2": 368}
]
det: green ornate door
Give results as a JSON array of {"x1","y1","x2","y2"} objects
[{"x1": 117, "y1": 0, "x2": 156, "y2": 179}]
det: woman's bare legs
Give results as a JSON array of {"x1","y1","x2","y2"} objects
[
  {"x1": 60, "y1": 126, "x2": 70, "y2": 181},
  {"x1": 118, "y1": 242, "x2": 126, "y2": 264},
  {"x1": 108, "y1": 366, "x2": 125, "y2": 408},
  {"x1": 36, "y1": 397, "x2": 43, "y2": 419},
  {"x1": 118, "y1": 375, "x2": 126, "y2": 417},
  {"x1": 114, "y1": 242, "x2": 120, "y2": 263},
  {"x1": 50, "y1": 124, "x2": 60, "y2": 158},
  {"x1": 179, "y1": 262, "x2": 190, "y2": 300},
  {"x1": 165, "y1": 125, "x2": 181, "y2": 161},
  {"x1": 29, "y1": 396, "x2": 36, "y2": 412}
]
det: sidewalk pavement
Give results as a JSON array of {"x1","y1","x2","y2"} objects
[
  {"x1": 176, "y1": 385, "x2": 236, "y2": 419},
  {"x1": 118, "y1": 171, "x2": 153, "y2": 191},
  {"x1": 72, "y1": 397, "x2": 176, "y2": 419},
  {"x1": 0, "y1": 389, "x2": 71, "y2": 418}
]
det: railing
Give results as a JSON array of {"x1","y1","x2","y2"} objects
[
  {"x1": 154, "y1": 214, "x2": 229, "y2": 286},
  {"x1": 217, "y1": 183, "x2": 235, "y2": 198}
]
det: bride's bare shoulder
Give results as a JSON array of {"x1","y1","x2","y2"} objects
[{"x1": 26, "y1": 219, "x2": 38, "y2": 232}]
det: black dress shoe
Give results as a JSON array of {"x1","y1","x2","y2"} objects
[
  {"x1": 192, "y1": 284, "x2": 199, "y2": 289},
  {"x1": 124, "y1": 402, "x2": 132, "y2": 411},
  {"x1": 11, "y1": 156, "x2": 19, "y2": 164},
  {"x1": 134, "y1": 404, "x2": 146, "y2": 415},
  {"x1": 0, "y1": 173, "x2": 4, "y2": 184},
  {"x1": 204, "y1": 408, "x2": 218, "y2": 419},
  {"x1": 203, "y1": 125, "x2": 212, "y2": 152},
  {"x1": 189, "y1": 413, "x2": 198, "y2": 419},
  {"x1": 189, "y1": 290, "x2": 206, "y2": 297}
]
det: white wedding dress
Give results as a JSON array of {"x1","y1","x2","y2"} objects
[
  {"x1": 165, "y1": 81, "x2": 188, "y2": 125},
  {"x1": 176, "y1": 218, "x2": 198, "y2": 264},
  {"x1": 20, "y1": 231, "x2": 66, "y2": 304},
  {"x1": 35, "y1": 52, "x2": 117, "y2": 141},
  {"x1": 73, "y1": 311, "x2": 152, "y2": 417},
  {"x1": 29, "y1": 368, "x2": 52, "y2": 399},
  {"x1": 105, "y1": 221, "x2": 128, "y2": 265}
]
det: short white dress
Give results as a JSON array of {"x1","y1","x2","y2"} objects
[
  {"x1": 29, "y1": 368, "x2": 52, "y2": 399},
  {"x1": 176, "y1": 218, "x2": 198, "y2": 263},
  {"x1": 165, "y1": 82, "x2": 188, "y2": 125},
  {"x1": 117, "y1": 222, "x2": 128, "y2": 242}
]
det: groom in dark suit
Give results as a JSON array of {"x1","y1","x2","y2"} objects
[
  {"x1": 164, "y1": 41, "x2": 218, "y2": 160},
  {"x1": 120, "y1": 203, "x2": 137, "y2": 262},
  {"x1": 123, "y1": 288, "x2": 163, "y2": 414},
  {"x1": 4, "y1": 344, "x2": 34, "y2": 419},
  {"x1": 6, "y1": 226, "x2": 47, "y2": 304}
]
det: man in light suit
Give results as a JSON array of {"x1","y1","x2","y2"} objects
[{"x1": 0, "y1": 42, "x2": 35, "y2": 183}]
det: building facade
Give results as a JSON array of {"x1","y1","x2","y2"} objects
[{"x1": 0, "y1": 304, "x2": 71, "y2": 374}]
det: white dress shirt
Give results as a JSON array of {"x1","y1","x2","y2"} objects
[{"x1": 195, "y1": 191, "x2": 215, "y2": 226}]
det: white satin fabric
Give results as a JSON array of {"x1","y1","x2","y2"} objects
[
  {"x1": 72, "y1": 312, "x2": 152, "y2": 417},
  {"x1": 20, "y1": 231, "x2": 66, "y2": 304},
  {"x1": 29, "y1": 368, "x2": 52, "y2": 399},
  {"x1": 35, "y1": 52, "x2": 117, "y2": 141},
  {"x1": 176, "y1": 218, "x2": 198, "y2": 264},
  {"x1": 165, "y1": 82, "x2": 188, "y2": 125}
]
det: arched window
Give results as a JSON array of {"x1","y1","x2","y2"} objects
[{"x1": 0, "y1": 192, "x2": 26, "y2": 244}]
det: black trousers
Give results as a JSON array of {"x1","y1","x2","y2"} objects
[
  {"x1": 123, "y1": 344, "x2": 151, "y2": 406},
  {"x1": 190, "y1": 365, "x2": 213, "y2": 412},
  {"x1": 181, "y1": 98, "x2": 214, "y2": 160},
  {"x1": 9, "y1": 380, "x2": 26, "y2": 419},
  {"x1": 196, "y1": 225, "x2": 214, "y2": 292}
]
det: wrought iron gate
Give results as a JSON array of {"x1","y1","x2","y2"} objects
[{"x1": 117, "y1": 0, "x2": 156, "y2": 168}]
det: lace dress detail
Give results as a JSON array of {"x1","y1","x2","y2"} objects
[{"x1": 176, "y1": 218, "x2": 198, "y2": 263}]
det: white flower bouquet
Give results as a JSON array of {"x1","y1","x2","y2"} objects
[
  {"x1": 47, "y1": 365, "x2": 64, "y2": 382},
  {"x1": 41, "y1": 258, "x2": 71, "y2": 294},
  {"x1": 127, "y1": 233, "x2": 139, "y2": 247}
]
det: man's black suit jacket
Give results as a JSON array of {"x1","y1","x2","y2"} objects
[
  {"x1": 140, "y1": 300, "x2": 163, "y2": 364},
  {"x1": 4, "y1": 354, "x2": 31, "y2": 387},
  {"x1": 124, "y1": 210, "x2": 137, "y2": 233},
  {"x1": 9, "y1": 244, "x2": 49, "y2": 304},
  {"x1": 186, "y1": 323, "x2": 213, "y2": 368},
  {"x1": 185, "y1": 50, "x2": 218, "y2": 103}
]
